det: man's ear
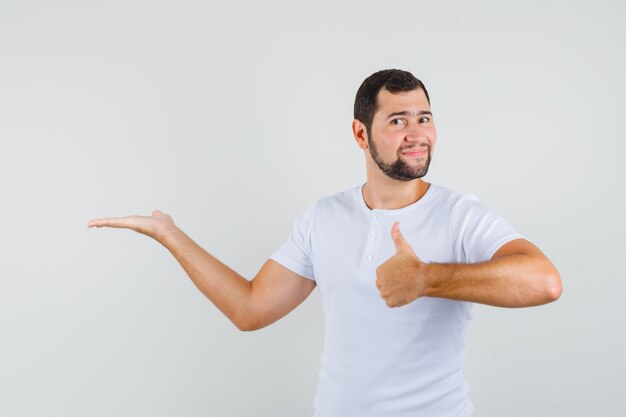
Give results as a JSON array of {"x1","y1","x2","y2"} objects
[{"x1": 352, "y1": 119, "x2": 369, "y2": 150}]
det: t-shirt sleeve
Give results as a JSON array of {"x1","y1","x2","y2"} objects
[
  {"x1": 450, "y1": 194, "x2": 526, "y2": 263},
  {"x1": 269, "y1": 203, "x2": 316, "y2": 281}
]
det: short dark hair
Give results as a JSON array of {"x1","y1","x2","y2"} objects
[{"x1": 353, "y1": 69, "x2": 430, "y2": 134}]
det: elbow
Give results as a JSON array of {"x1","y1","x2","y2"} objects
[
  {"x1": 233, "y1": 313, "x2": 267, "y2": 332},
  {"x1": 236, "y1": 322, "x2": 258, "y2": 332},
  {"x1": 235, "y1": 317, "x2": 272, "y2": 332},
  {"x1": 231, "y1": 292, "x2": 267, "y2": 332},
  {"x1": 233, "y1": 314, "x2": 260, "y2": 332},
  {"x1": 542, "y1": 268, "x2": 562, "y2": 303}
]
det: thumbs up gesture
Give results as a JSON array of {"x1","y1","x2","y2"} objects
[{"x1": 375, "y1": 222, "x2": 427, "y2": 308}]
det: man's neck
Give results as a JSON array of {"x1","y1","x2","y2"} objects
[{"x1": 361, "y1": 172, "x2": 430, "y2": 210}]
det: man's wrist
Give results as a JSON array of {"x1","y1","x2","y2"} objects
[
  {"x1": 421, "y1": 262, "x2": 451, "y2": 297},
  {"x1": 156, "y1": 223, "x2": 181, "y2": 246}
]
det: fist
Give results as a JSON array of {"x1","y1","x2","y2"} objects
[{"x1": 375, "y1": 222, "x2": 427, "y2": 308}]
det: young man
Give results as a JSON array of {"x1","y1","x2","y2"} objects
[{"x1": 88, "y1": 69, "x2": 561, "y2": 417}]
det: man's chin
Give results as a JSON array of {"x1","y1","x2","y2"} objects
[
  {"x1": 388, "y1": 166, "x2": 430, "y2": 181},
  {"x1": 404, "y1": 162, "x2": 431, "y2": 180}
]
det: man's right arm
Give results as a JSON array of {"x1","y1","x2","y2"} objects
[
  {"x1": 162, "y1": 225, "x2": 316, "y2": 331},
  {"x1": 88, "y1": 210, "x2": 316, "y2": 331}
]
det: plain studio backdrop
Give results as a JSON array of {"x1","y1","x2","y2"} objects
[{"x1": 1, "y1": 0, "x2": 624, "y2": 416}]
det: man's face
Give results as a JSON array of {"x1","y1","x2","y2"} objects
[{"x1": 366, "y1": 88, "x2": 436, "y2": 181}]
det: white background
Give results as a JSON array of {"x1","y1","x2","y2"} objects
[{"x1": 1, "y1": 0, "x2": 624, "y2": 416}]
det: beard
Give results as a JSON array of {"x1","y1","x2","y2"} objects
[{"x1": 367, "y1": 134, "x2": 432, "y2": 181}]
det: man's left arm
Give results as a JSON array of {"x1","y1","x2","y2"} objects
[{"x1": 375, "y1": 222, "x2": 562, "y2": 308}]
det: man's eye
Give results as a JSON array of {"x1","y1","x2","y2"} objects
[
  {"x1": 419, "y1": 117, "x2": 430, "y2": 124},
  {"x1": 391, "y1": 119, "x2": 405, "y2": 126}
]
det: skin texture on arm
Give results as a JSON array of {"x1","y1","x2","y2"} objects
[
  {"x1": 375, "y1": 222, "x2": 562, "y2": 308},
  {"x1": 88, "y1": 210, "x2": 316, "y2": 331}
]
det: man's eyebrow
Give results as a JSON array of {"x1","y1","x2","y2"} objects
[{"x1": 386, "y1": 110, "x2": 432, "y2": 119}]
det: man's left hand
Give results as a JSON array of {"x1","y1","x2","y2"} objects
[{"x1": 375, "y1": 222, "x2": 428, "y2": 308}]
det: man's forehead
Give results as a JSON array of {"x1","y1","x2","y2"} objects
[{"x1": 376, "y1": 88, "x2": 430, "y2": 113}]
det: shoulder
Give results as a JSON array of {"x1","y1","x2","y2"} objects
[
  {"x1": 428, "y1": 183, "x2": 487, "y2": 211},
  {"x1": 293, "y1": 186, "x2": 360, "y2": 227},
  {"x1": 422, "y1": 184, "x2": 500, "y2": 230},
  {"x1": 425, "y1": 183, "x2": 467, "y2": 213},
  {"x1": 314, "y1": 185, "x2": 361, "y2": 212}
]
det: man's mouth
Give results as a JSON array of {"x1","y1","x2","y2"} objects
[{"x1": 400, "y1": 146, "x2": 429, "y2": 157}]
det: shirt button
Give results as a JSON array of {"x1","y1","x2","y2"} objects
[
  {"x1": 369, "y1": 234, "x2": 376, "y2": 240},
  {"x1": 375, "y1": 214, "x2": 381, "y2": 220},
  {"x1": 366, "y1": 255, "x2": 373, "y2": 261}
]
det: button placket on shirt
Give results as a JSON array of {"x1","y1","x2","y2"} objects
[{"x1": 364, "y1": 210, "x2": 385, "y2": 264}]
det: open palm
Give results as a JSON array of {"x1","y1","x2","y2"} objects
[{"x1": 87, "y1": 209, "x2": 175, "y2": 241}]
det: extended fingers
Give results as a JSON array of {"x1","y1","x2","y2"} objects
[{"x1": 87, "y1": 216, "x2": 134, "y2": 229}]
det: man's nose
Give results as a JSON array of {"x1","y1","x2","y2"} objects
[{"x1": 405, "y1": 122, "x2": 426, "y2": 143}]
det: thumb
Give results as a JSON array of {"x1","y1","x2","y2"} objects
[{"x1": 391, "y1": 222, "x2": 415, "y2": 255}]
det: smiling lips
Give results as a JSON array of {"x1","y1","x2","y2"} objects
[{"x1": 400, "y1": 146, "x2": 428, "y2": 157}]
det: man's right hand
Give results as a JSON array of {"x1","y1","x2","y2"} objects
[
  {"x1": 87, "y1": 210, "x2": 316, "y2": 331},
  {"x1": 87, "y1": 209, "x2": 175, "y2": 242}
]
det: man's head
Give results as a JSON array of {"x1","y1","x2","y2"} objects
[
  {"x1": 352, "y1": 69, "x2": 436, "y2": 181},
  {"x1": 354, "y1": 69, "x2": 430, "y2": 138}
]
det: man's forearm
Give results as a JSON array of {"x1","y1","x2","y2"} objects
[
  {"x1": 159, "y1": 225, "x2": 253, "y2": 329},
  {"x1": 423, "y1": 253, "x2": 561, "y2": 307}
]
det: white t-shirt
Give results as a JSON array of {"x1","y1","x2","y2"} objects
[{"x1": 270, "y1": 183, "x2": 524, "y2": 417}]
